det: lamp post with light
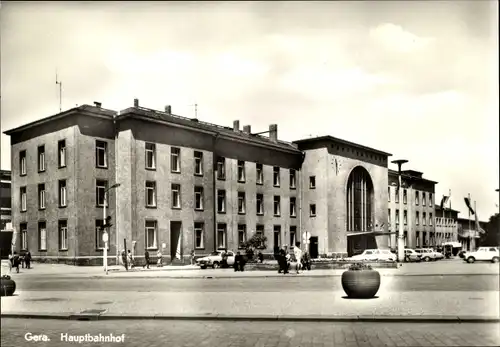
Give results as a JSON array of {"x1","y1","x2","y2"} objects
[
  {"x1": 392, "y1": 159, "x2": 408, "y2": 263},
  {"x1": 496, "y1": 189, "x2": 499, "y2": 214},
  {"x1": 103, "y1": 183, "x2": 121, "y2": 275}
]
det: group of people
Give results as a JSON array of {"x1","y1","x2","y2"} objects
[
  {"x1": 8, "y1": 250, "x2": 31, "y2": 273},
  {"x1": 275, "y1": 243, "x2": 311, "y2": 274}
]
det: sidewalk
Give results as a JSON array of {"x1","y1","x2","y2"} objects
[{"x1": 2, "y1": 288, "x2": 499, "y2": 322}]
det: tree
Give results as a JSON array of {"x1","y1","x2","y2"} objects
[
  {"x1": 478, "y1": 213, "x2": 500, "y2": 247},
  {"x1": 241, "y1": 234, "x2": 268, "y2": 261}
]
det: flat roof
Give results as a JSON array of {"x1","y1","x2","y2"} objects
[
  {"x1": 293, "y1": 135, "x2": 392, "y2": 156},
  {"x1": 388, "y1": 169, "x2": 438, "y2": 184}
]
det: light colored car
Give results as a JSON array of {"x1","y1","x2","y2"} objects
[
  {"x1": 196, "y1": 250, "x2": 235, "y2": 269},
  {"x1": 404, "y1": 248, "x2": 422, "y2": 262},
  {"x1": 463, "y1": 247, "x2": 500, "y2": 264},
  {"x1": 347, "y1": 249, "x2": 396, "y2": 262},
  {"x1": 415, "y1": 248, "x2": 439, "y2": 262}
]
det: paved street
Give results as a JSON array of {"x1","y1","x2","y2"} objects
[
  {"x1": 10, "y1": 274, "x2": 500, "y2": 292},
  {"x1": 2, "y1": 319, "x2": 500, "y2": 347}
]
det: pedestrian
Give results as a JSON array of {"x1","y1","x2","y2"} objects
[
  {"x1": 190, "y1": 249, "x2": 195, "y2": 265},
  {"x1": 234, "y1": 251, "x2": 245, "y2": 272},
  {"x1": 24, "y1": 250, "x2": 31, "y2": 269},
  {"x1": 294, "y1": 242, "x2": 303, "y2": 274},
  {"x1": 278, "y1": 248, "x2": 288, "y2": 274},
  {"x1": 157, "y1": 249, "x2": 163, "y2": 267},
  {"x1": 20, "y1": 252, "x2": 25, "y2": 269},
  {"x1": 8, "y1": 252, "x2": 13, "y2": 273},
  {"x1": 127, "y1": 250, "x2": 134, "y2": 268},
  {"x1": 302, "y1": 251, "x2": 311, "y2": 271},
  {"x1": 143, "y1": 249, "x2": 150, "y2": 269},
  {"x1": 12, "y1": 251, "x2": 20, "y2": 273},
  {"x1": 121, "y1": 250, "x2": 128, "y2": 270},
  {"x1": 258, "y1": 252, "x2": 264, "y2": 263}
]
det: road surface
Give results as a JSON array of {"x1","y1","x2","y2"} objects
[
  {"x1": 12, "y1": 274, "x2": 500, "y2": 292},
  {"x1": 2, "y1": 318, "x2": 499, "y2": 347}
]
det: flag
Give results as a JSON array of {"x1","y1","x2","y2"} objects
[
  {"x1": 474, "y1": 212, "x2": 486, "y2": 234},
  {"x1": 464, "y1": 197, "x2": 475, "y2": 215},
  {"x1": 440, "y1": 195, "x2": 449, "y2": 209}
]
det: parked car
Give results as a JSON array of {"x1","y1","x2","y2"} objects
[
  {"x1": 196, "y1": 251, "x2": 235, "y2": 269},
  {"x1": 463, "y1": 247, "x2": 500, "y2": 263},
  {"x1": 404, "y1": 248, "x2": 422, "y2": 262},
  {"x1": 347, "y1": 249, "x2": 396, "y2": 262},
  {"x1": 415, "y1": 248, "x2": 442, "y2": 261}
]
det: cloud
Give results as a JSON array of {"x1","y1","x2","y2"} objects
[{"x1": 370, "y1": 23, "x2": 435, "y2": 53}]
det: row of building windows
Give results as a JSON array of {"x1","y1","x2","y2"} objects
[
  {"x1": 388, "y1": 209, "x2": 434, "y2": 226},
  {"x1": 18, "y1": 221, "x2": 68, "y2": 252},
  {"x1": 20, "y1": 180, "x2": 67, "y2": 211},
  {"x1": 388, "y1": 187, "x2": 433, "y2": 207}
]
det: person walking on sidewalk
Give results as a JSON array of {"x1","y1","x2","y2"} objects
[
  {"x1": 190, "y1": 249, "x2": 196, "y2": 265},
  {"x1": 127, "y1": 250, "x2": 134, "y2": 269},
  {"x1": 24, "y1": 250, "x2": 31, "y2": 269},
  {"x1": 157, "y1": 249, "x2": 163, "y2": 267},
  {"x1": 234, "y1": 251, "x2": 245, "y2": 272},
  {"x1": 143, "y1": 249, "x2": 150, "y2": 269},
  {"x1": 294, "y1": 242, "x2": 303, "y2": 274},
  {"x1": 8, "y1": 252, "x2": 13, "y2": 273},
  {"x1": 12, "y1": 251, "x2": 20, "y2": 273}
]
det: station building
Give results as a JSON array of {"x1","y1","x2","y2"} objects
[{"x1": 6, "y1": 99, "x2": 397, "y2": 264}]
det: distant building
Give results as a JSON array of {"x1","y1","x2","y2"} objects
[
  {"x1": 388, "y1": 170, "x2": 437, "y2": 249},
  {"x1": 434, "y1": 206, "x2": 459, "y2": 246},
  {"x1": 1, "y1": 170, "x2": 13, "y2": 258},
  {"x1": 456, "y1": 217, "x2": 488, "y2": 251}
]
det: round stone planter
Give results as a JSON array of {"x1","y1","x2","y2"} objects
[
  {"x1": 341, "y1": 270, "x2": 380, "y2": 298},
  {"x1": 1, "y1": 275, "x2": 16, "y2": 296}
]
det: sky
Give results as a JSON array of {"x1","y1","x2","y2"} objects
[{"x1": 1, "y1": 1, "x2": 498, "y2": 221}]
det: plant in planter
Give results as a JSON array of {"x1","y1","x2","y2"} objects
[
  {"x1": 1, "y1": 275, "x2": 16, "y2": 296},
  {"x1": 241, "y1": 234, "x2": 268, "y2": 262},
  {"x1": 341, "y1": 262, "x2": 380, "y2": 299}
]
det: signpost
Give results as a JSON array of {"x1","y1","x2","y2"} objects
[{"x1": 302, "y1": 231, "x2": 311, "y2": 253}]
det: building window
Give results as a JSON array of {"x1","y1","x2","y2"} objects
[
  {"x1": 346, "y1": 167, "x2": 373, "y2": 232},
  {"x1": 415, "y1": 191, "x2": 419, "y2": 205},
  {"x1": 59, "y1": 220, "x2": 68, "y2": 250},
  {"x1": 38, "y1": 184, "x2": 46, "y2": 209},
  {"x1": 96, "y1": 180, "x2": 108, "y2": 207},
  {"x1": 416, "y1": 211, "x2": 420, "y2": 226},
  {"x1": 38, "y1": 221, "x2": 47, "y2": 251},
  {"x1": 403, "y1": 189, "x2": 407, "y2": 204},
  {"x1": 216, "y1": 156, "x2": 226, "y2": 180},
  {"x1": 422, "y1": 212, "x2": 427, "y2": 226},
  {"x1": 396, "y1": 209, "x2": 400, "y2": 225},
  {"x1": 256, "y1": 163, "x2": 263, "y2": 185},
  {"x1": 290, "y1": 197, "x2": 297, "y2": 217},
  {"x1": 146, "y1": 181, "x2": 157, "y2": 207},
  {"x1": 20, "y1": 223, "x2": 28, "y2": 250},
  {"x1": 256, "y1": 224, "x2": 265, "y2": 248},
  {"x1": 20, "y1": 186, "x2": 27, "y2": 212},
  {"x1": 273, "y1": 167, "x2": 280, "y2": 187},
  {"x1": 58, "y1": 140, "x2": 66, "y2": 168},
  {"x1": 217, "y1": 190, "x2": 226, "y2": 213},
  {"x1": 256, "y1": 194, "x2": 264, "y2": 215},
  {"x1": 171, "y1": 147, "x2": 181, "y2": 173},
  {"x1": 273, "y1": 196, "x2": 281, "y2": 216},
  {"x1": 38, "y1": 145, "x2": 45, "y2": 172},
  {"x1": 388, "y1": 209, "x2": 391, "y2": 227},
  {"x1": 289, "y1": 169, "x2": 296, "y2": 189},
  {"x1": 403, "y1": 210, "x2": 407, "y2": 225},
  {"x1": 429, "y1": 193, "x2": 433, "y2": 206},
  {"x1": 95, "y1": 219, "x2": 107, "y2": 250},
  {"x1": 194, "y1": 151, "x2": 203, "y2": 176},
  {"x1": 194, "y1": 222, "x2": 204, "y2": 249},
  {"x1": 96, "y1": 140, "x2": 108, "y2": 168},
  {"x1": 395, "y1": 187, "x2": 399, "y2": 203},
  {"x1": 422, "y1": 193, "x2": 426, "y2": 206},
  {"x1": 20, "y1": 150, "x2": 27, "y2": 175},
  {"x1": 237, "y1": 161, "x2": 246, "y2": 182},
  {"x1": 145, "y1": 220, "x2": 157, "y2": 249},
  {"x1": 145, "y1": 143, "x2": 156, "y2": 169},
  {"x1": 217, "y1": 223, "x2": 226, "y2": 249},
  {"x1": 310, "y1": 204, "x2": 316, "y2": 217},
  {"x1": 290, "y1": 226, "x2": 296, "y2": 247},
  {"x1": 309, "y1": 176, "x2": 316, "y2": 189},
  {"x1": 194, "y1": 186, "x2": 204, "y2": 210},
  {"x1": 171, "y1": 184, "x2": 181, "y2": 209},
  {"x1": 388, "y1": 187, "x2": 391, "y2": 202},
  {"x1": 273, "y1": 225, "x2": 281, "y2": 249},
  {"x1": 416, "y1": 231, "x2": 420, "y2": 248},
  {"x1": 238, "y1": 192, "x2": 246, "y2": 214},
  {"x1": 429, "y1": 213, "x2": 433, "y2": 226},
  {"x1": 238, "y1": 224, "x2": 247, "y2": 248}
]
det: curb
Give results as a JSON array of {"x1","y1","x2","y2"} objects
[{"x1": 2, "y1": 312, "x2": 499, "y2": 323}]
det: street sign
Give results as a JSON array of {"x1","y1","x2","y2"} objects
[
  {"x1": 102, "y1": 232, "x2": 108, "y2": 243},
  {"x1": 302, "y1": 232, "x2": 311, "y2": 244}
]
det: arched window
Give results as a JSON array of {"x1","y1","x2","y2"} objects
[{"x1": 346, "y1": 166, "x2": 374, "y2": 232}]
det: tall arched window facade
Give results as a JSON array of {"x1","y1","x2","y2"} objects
[{"x1": 346, "y1": 166, "x2": 374, "y2": 231}]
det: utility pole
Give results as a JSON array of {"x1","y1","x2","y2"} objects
[{"x1": 56, "y1": 71, "x2": 62, "y2": 113}]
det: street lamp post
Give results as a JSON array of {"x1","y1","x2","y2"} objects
[
  {"x1": 496, "y1": 189, "x2": 499, "y2": 214},
  {"x1": 103, "y1": 183, "x2": 121, "y2": 275},
  {"x1": 392, "y1": 159, "x2": 408, "y2": 263}
]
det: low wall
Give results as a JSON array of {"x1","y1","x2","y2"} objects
[{"x1": 246, "y1": 261, "x2": 398, "y2": 271}]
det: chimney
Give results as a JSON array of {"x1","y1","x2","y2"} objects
[
  {"x1": 243, "y1": 125, "x2": 251, "y2": 134},
  {"x1": 133, "y1": 98, "x2": 139, "y2": 107},
  {"x1": 233, "y1": 120, "x2": 240, "y2": 132},
  {"x1": 94, "y1": 101, "x2": 102, "y2": 108},
  {"x1": 269, "y1": 124, "x2": 278, "y2": 142},
  {"x1": 165, "y1": 105, "x2": 172, "y2": 114}
]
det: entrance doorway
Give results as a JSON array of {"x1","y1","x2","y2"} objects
[
  {"x1": 170, "y1": 221, "x2": 182, "y2": 263},
  {"x1": 309, "y1": 236, "x2": 319, "y2": 259}
]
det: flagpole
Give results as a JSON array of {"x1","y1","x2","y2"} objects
[
  {"x1": 468, "y1": 193, "x2": 471, "y2": 251},
  {"x1": 473, "y1": 200, "x2": 477, "y2": 251}
]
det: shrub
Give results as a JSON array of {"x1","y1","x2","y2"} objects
[
  {"x1": 348, "y1": 262, "x2": 373, "y2": 271},
  {"x1": 241, "y1": 234, "x2": 268, "y2": 261}
]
